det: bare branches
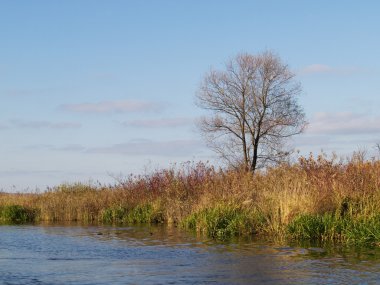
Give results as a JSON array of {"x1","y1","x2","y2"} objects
[{"x1": 196, "y1": 51, "x2": 307, "y2": 172}]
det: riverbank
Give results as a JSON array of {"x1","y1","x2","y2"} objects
[{"x1": 1, "y1": 153, "x2": 380, "y2": 245}]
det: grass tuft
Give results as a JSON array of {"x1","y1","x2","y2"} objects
[
  {"x1": 100, "y1": 203, "x2": 164, "y2": 224},
  {"x1": 0, "y1": 205, "x2": 37, "y2": 223},
  {"x1": 288, "y1": 214, "x2": 380, "y2": 246},
  {"x1": 182, "y1": 204, "x2": 257, "y2": 240}
]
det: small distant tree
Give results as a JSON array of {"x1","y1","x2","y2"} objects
[
  {"x1": 196, "y1": 51, "x2": 307, "y2": 172},
  {"x1": 374, "y1": 142, "x2": 380, "y2": 158}
]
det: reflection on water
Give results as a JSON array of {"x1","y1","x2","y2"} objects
[{"x1": 0, "y1": 224, "x2": 380, "y2": 284}]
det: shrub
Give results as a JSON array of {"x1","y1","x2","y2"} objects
[
  {"x1": 183, "y1": 204, "x2": 255, "y2": 240},
  {"x1": 100, "y1": 204, "x2": 163, "y2": 224},
  {"x1": 0, "y1": 205, "x2": 37, "y2": 223},
  {"x1": 287, "y1": 214, "x2": 380, "y2": 246}
]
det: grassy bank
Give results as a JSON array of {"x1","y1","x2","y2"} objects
[{"x1": 1, "y1": 154, "x2": 380, "y2": 245}]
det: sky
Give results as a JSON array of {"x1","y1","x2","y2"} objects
[{"x1": 1, "y1": 0, "x2": 380, "y2": 191}]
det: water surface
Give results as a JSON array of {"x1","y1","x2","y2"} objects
[{"x1": 0, "y1": 224, "x2": 380, "y2": 284}]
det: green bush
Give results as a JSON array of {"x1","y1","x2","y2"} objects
[
  {"x1": 100, "y1": 204, "x2": 162, "y2": 224},
  {"x1": 100, "y1": 206, "x2": 127, "y2": 223},
  {"x1": 124, "y1": 204, "x2": 153, "y2": 224},
  {"x1": 287, "y1": 214, "x2": 380, "y2": 246},
  {"x1": 0, "y1": 205, "x2": 37, "y2": 223},
  {"x1": 183, "y1": 204, "x2": 254, "y2": 240},
  {"x1": 344, "y1": 216, "x2": 380, "y2": 245}
]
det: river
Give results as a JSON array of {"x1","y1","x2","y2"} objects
[{"x1": 0, "y1": 224, "x2": 379, "y2": 284}]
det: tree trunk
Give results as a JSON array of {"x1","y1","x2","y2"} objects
[{"x1": 250, "y1": 142, "x2": 258, "y2": 173}]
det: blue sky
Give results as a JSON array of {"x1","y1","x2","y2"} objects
[{"x1": 1, "y1": 1, "x2": 379, "y2": 191}]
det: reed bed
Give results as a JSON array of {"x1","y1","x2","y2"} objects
[{"x1": 1, "y1": 154, "x2": 380, "y2": 245}]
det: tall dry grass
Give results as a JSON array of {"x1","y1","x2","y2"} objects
[{"x1": 1, "y1": 154, "x2": 380, "y2": 243}]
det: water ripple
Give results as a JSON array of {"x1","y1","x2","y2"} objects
[{"x1": 0, "y1": 224, "x2": 380, "y2": 284}]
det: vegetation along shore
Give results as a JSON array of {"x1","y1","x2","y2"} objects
[{"x1": 1, "y1": 153, "x2": 380, "y2": 246}]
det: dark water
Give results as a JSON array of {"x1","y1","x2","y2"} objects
[{"x1": 0, "y1": 224, "x2": 380, "y2": 284}]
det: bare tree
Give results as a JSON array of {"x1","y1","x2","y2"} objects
[
  {"x1": 196, "y1": 51, "x2": 307, "y2": 172},
  {"x1": 374, "y1": 142, "x2": 380, "y2": 159}
]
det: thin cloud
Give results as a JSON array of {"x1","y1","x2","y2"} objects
[
  {"x1": 295, "y1": 132, "x2": 378, "y2": 155},
  {"x1": 3, "y1": 88, "x2": 53, "y2": 97},
  {"x1": 0, "y1": 169, "x2": 92, "y2": 180},
  {"x1": 57, "y1": 144, "x2": 86, "y2": 152},
  {"x1": 87, "y1": 139, "x2": 203, "y2": 157},
  {"x1": 91, "y1": 72, "x2": 117, "y2": 81},
  {"x1": 25, "y1": 144, "x2": 55, "y2": 150},
  {"x1": 294, "y1": 135, "x2": 333, "y2": 147},
  {"x1": 0, "y1": 169, "x2": 62, "y2": 177},
  {"x1": 25, "y1": 140, "x2": 204, "y2": 157},
  {"x1": 60, "y1": 100, "x2": 164, "y2": 114},
  {"x1": 25, "y1": 144, "x2": 86, "y2": 152},
  {"x1": 122, "y1": 117, "x2": 194, "y2": 128},
  {"x1": 299, "y1": 64, "x2": 359, "y2": 75},
  {"x1": 9, "y1": 119, "x2": 81, "y2": 129},
  {"x1": 306, "y1": 112, "x2": 380, "y2": 135},
  {"x1": 301, "y1": 64, "x2": 333, "y2": 74}
]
